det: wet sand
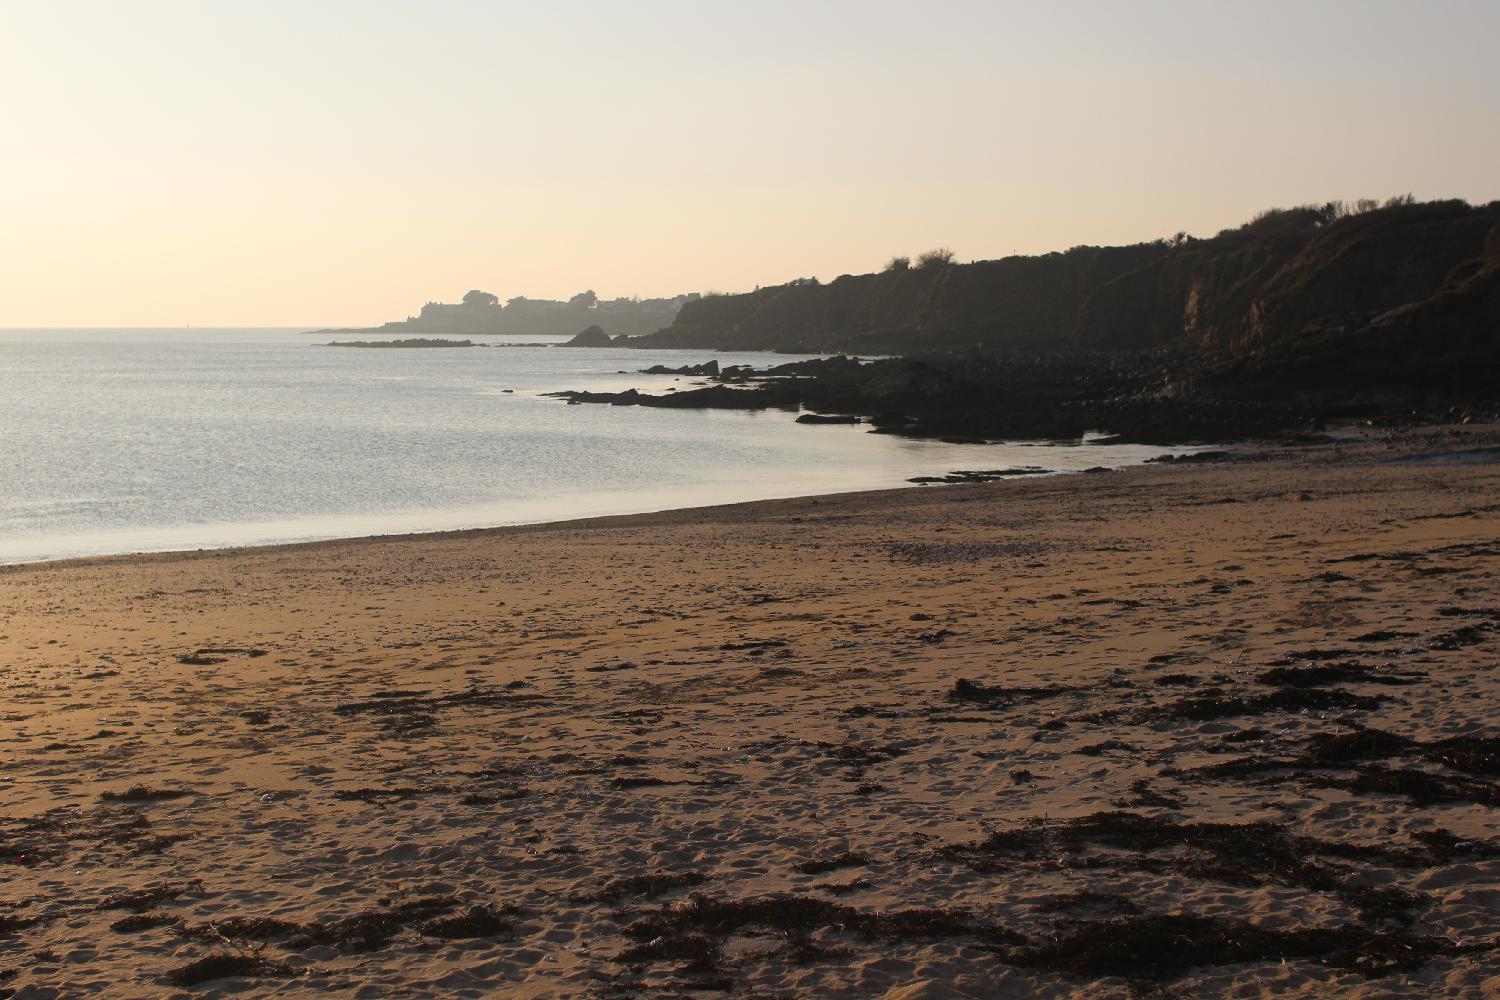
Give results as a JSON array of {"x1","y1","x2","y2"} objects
[{"x1": 2, "y1": 426, "x2": 1499, "y2": 998}]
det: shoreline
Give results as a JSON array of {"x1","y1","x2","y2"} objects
[
  {"x1": 3, "y1": 426, "x2": 1498, "y2": 997},
  {"x1": 0, "y1": 443, "x2": 1195, "y2": 572}
]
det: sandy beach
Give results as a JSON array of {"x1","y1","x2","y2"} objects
[{"x1": 3, "y1": 426, "x2": 1499, "y2": 999}]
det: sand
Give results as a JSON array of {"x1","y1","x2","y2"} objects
[{"x1": 2, "y1": 425, "x2": 1498, "y2": 999}]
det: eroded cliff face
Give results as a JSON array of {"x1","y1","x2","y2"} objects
[{"x1": 639, "y1": 201, "x2": 1500, "y2": 368}]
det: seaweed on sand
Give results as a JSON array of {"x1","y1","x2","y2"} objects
[
  {"x1": 420, "y1": 903, "x2": 519, "y2": 939},
  {"x1": 1424, "y1": 732, "x2": 1500, "y2": 776},
  {"x1": 1179, "y1": 726, "x2": 1418, "y2": 781},
  {"x1": 948, "y1": 678, "x2": 1077, "y2": 706},
  {"x1": 175, "y1": 654, "x2": 226, "y2": 666},
  {"x1": 181, "y1": 916, "x2": 305, "y2": 943},
  {"x1": 332, "y1": 685, "x2": 542, "y2": 735},
  {"x1": 1145, "y1": 686, "x2": 1386, "y2": 721},
  {"x1": 814, "y1": 741, "x2": 908, "y2": 780},
  {"x1": 1426, "y1": 625, "x2": 1493, "y2": 650},
  {"x1": 1003, "y1": 913, "x2": 1465, "y2": 984},
  {"x1": 1178, "y1": 726, "x2": 1500, "y2": 799},
  {"x1": 583, "y1": 870, "x2": 708, "y2": 902},
  {"x1": 289, "y1": 895, "x2": 461, "y2": 952},
  {"x1": 176, "y1": 896, "x2": 518, "y2": 951},
  {"x1": 1113, "y1": 778, "x2": 1184, "y2": 809},
  {"x1": 458, "y1": 784, "x2": 530, "y2": 805},
  {"x1": 98, "y1": 881, "x2": 205, "y2": 914},
  {"x1": 332, "y1": 785, "x2": 446, "y2": 803},
  {"x1": 938, "y1": 812, "x2": 1432, "y2": 923},
  {"x1": 110, "y1": 912, "x2": 182, "y2": 933},
  {"x1": 1309, "y1": 765, "x2": 1500, "y2": 807},
  {"x1": 609, "y1": 776, "x2": 682, "y2": 789},
  {"x1": 0, "y1": 913, "x2": 40, "y2": 935},
  {"x1": 1256, "y1": 662, "x2": 1425, "y2": 687},
  {"x1": 615, "y1": 893, "x2": 1020, "y2": 978},
  {"x1": 165, "y1": 953, "x2": 296, "y2": 987},
  {"x1": 888, "y1": 540, "x2": 1050, "y2": 564},
  {"x1": 99, "y1": 785, "x2": 192, "y2": 803},
  {"x1": 793, "y1": 852, "x2": 869, "y2": 876},
  {"x1": 1034, "y1": 890, "x2": 1142, "y2": 915},
  {"x1": 2, "y1": 806, "x2": 159, "y2": 866}
]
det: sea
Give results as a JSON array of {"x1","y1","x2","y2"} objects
[{"x1": 0, "y1": 328, "x2": 1182, "y2": 564}]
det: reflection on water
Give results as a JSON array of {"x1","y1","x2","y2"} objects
[{"x1": 0, "y1": 329, "x2": 1184, "y2": 563}]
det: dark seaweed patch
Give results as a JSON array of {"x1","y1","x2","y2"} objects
[
  {"x1": 332, "y1": 785, "x2": 445, "y2": 803},
  {"x1": 615, "y1": 893, "x2": 1020, "y2": 977},
  {"x1": 333, "y1": 685, "x2": 541, "y2": 735},
  {"x1": 290, "y1": 895, "x2": 459, "y2": 953},
  {"x1": 182, "y1": 916, "x2": 306, "y2": 945},
  {"x1": 1309, "y1": 766, "x2": 1500, "y2": 807},
  {"x1": 2, "y1": 806, "x2": 157, "y2": 866},
  {"x1": 609, "y1": 776, "x2": 681, "y2": 789},
  {"x1": 1255, "y1": 662, "x2": 1424, "y2": 688},
  {"x1": 165, "y1": 953, "x2": 295, "y2": 987},
  {"x1": 1113, "y1": 779, "x2": 1184, "y2": 809},
  {"x1": 98, "y1": 881, "x2": 204, "y2": 913},
  {"x1": 110, "y1": 912, "x2": 182, "y2": 933},
  {"x1": 938, "y1": 812, "x2": 1430, "y2": 923},
  {"x1": 948, "y1": 678, "x2": 1077, "y2": 706},
  {"x1": 99, "y1": 785, "x2": 192, "y2": 803},
  {"x1": 1076, "y1": 739, "x2": 1136, "y2": 756},
  {"x1": 814, "y1": 741, "x2": 908, "y2": 781},
  {"x1": 584, "y1": 871, "x2": 708, "y2": 902},
  {"x1": 1425, "y1": 733, "x2": 1500, "y2": 776},
  {"x1": 459, "y1": 785, "x2": 530, "y2": 805},
  {"x1": 720, "y1": 639, "x2": 788, "y2": 651},
  {"x1": 1352, "y1": 629, "x2": 1419, "y2": 643},
  {"x1": 0, "y1": 913, "x2": 39, "y2": 935},
  {"x1": 1146, "y1": 686, "x2": 1385, "y2": 721},
  {"x1": 1181, "y1": 726, "x2": 1500, "y2": 789},
  {"x1": 1035, "y1": 890, "x2": 1142, "y2": 915},
  {"x1": 1152, "y1": 673, "x2": 1199, "y2": 687},
  {"x1": 1003, "y1": 913, "x2": 1461, "y2": 984},
  {"x1": 1426, "y1": 625, "x2": 1493, "y2": 650},
  {"x1": 1267, "y1": 648, "x2": 1358, "y2": 664},
  {"x1": 793, "y1": 852, "x2": 869, "y2": 876},
  {"x1": 420, "y1": 904, "x2": 518, "y2": 939}
]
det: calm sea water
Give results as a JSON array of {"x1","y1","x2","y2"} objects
[{"x1": 0, "y1": 329, "x2": 1177, "y2": 563}]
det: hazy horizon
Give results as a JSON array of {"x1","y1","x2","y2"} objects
[{"x1": 4, "y1": 0, "x2": 1498, "y2": 327}]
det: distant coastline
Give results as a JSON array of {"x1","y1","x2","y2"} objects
[
  {"x1": 309, "y1": 288, "x2": 698, "y2": 340},
  {"x1": 325, "y1": 337, "x2": 475, "y2": 348}
]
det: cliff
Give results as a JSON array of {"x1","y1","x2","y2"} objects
[{"x1": 634, "y1": 200, "x2": 1500, "y2": 381}]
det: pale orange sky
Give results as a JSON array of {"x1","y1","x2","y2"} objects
[{"x1": 2, "y1": 1, "x2": 1497, "y2": 327}]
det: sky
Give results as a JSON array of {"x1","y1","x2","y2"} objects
[{"x1": 2, "y1": 1, "x2": 1497, "y2": 327}]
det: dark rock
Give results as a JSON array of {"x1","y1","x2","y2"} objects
[
  {"x1": 640, "y1": 360, "x2": 719, "y2": 376},
  {"x1": 565, "y1": 325, "x2": 612, "y2": 347},
  {"x1": 796, "y1": 413, "x2": 861, "y2": 425}
]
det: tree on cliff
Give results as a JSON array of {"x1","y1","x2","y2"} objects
[
  {"x1": 462, "y1": 290, "x2": 499, "y2": 306},
  {"x1": 885, "y1": 255, "x2": 911, "y2": 271},
  {"x1": 568, "y1": 290, "x2": 599, "y2": 308},
  {"x1": 917, "y1": 248, "x2": 955, "y2": 269}
]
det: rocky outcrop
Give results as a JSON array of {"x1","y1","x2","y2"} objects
[
  {"x1": 565, "y1": 325, "x2": 612, "y2": 347},
  {"x1": 640, "y1": 361, "x2": 719, "y2": 376},
  {"x1": 547, "y1": 336, "x2": 1499, "y2": 445}
]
